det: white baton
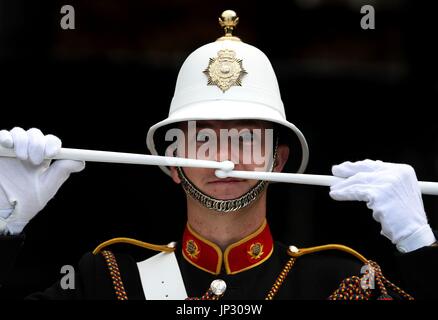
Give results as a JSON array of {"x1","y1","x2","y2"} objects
[{"x1": 1, "y1": 146, "x2": 437, "y2": 196}]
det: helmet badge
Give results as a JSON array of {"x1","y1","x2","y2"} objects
[{"x1": 203, "y1": 49, "x2": 247, "y2": 93}]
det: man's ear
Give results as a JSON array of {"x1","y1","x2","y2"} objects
[
  {"x1": 273, "y1": 145, "x2": 289, "y2": 173},
  {"x1": 170, "y1": 167, "x2": 181, "y2": 184}
]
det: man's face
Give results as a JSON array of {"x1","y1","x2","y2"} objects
[{"x1": 169, "y1": 120, "x2": 289, "y2": 200}]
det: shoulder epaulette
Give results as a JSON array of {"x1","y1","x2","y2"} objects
[
  {"x1": 92, "y1": 237, "x2": 176, "y2": 255},
  {"x1": 283, "y1": 244, "x2": 415, "y2": 300},
  {"x1": 92, "y1": 238, "x2": 175, "y2": 300},
  {"x1": 287, "y1": 244, "x2": 368, "y2": 264}
]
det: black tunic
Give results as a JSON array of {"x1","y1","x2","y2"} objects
[{"x1": 1, "y1": 234, "x2": 437, "y2": 300}]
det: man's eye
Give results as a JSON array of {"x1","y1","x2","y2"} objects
[
  {"x1": 240, "y1": 132, "x2": 254, "y2": 141},
  {"x1": 197, "y1": 132, "x2": 212, "y2": 141}
]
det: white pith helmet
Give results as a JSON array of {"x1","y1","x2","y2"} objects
[{"x1": 146, "y1": 10, "x2": 309, "y2": 176}]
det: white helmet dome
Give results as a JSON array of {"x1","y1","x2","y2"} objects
[{"x1": 147, "y1": 10, "x2": 309, "y2": 176}]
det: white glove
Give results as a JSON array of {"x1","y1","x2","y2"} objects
[
  {"x1": 0, "y1": 127, "x2": 85, "y2": 235},
  {"x1": 329, "y1": 159, "x2": 436, "y2": 253}
]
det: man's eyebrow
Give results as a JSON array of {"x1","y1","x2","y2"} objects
[
  {"x1": 195, "y1": 121, "x2": 269, "y2": 128},
  {"x1": 196, "y1": 124, "x2": 214, "y2": 129},
  {"x1": 191, "y1": 121, "x2": 214, "y2": 128}
]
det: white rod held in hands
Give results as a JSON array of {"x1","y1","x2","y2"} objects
[
  {"x1": 215, "y1": 169, "x2": 438, "y2": 196},
  {"x1": 0, "y1": 146, "x2": 235, "y2": 171},
  {"x1": 2, "y1": 145, "x2": 437, "y2": 196}
]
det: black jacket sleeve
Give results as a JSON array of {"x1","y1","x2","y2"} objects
[
  {"x1": 25, "y1": 252, "x2": 116, "y2": 300},
  {"x1": 0, "y1": 234, "x2": 25, "y2": 289},
  {"x1": 25, "y1": 251, "x2": 145, "y2": 300},
  {"x1": 1, "y1": 234, "x2": 144, "y2": 300},
  {"x1": 395, "y1": 245, "x2": 438, "y2": 299}
]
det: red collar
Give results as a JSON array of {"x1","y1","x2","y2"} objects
[{"x1": 182, "y1": 220, "x2": 274, "y2": 275}]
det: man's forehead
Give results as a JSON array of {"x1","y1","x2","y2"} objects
[{"x1": 179, "y1": 120, "x2": 272, "y2": 129}]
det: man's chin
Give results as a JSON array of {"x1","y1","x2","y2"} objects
[
  {"x1": 202, "y1": 183, "x2": 255, "y2": 200},
  {"x1": 206, "y1": 190, "x2": 249, "y2": 200}
]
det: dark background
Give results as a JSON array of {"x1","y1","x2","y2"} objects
[{"x1": 1, "y1": 0, "x2": 437, "y2": 299}]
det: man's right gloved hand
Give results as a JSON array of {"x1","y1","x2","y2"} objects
[{"x1": 0, "y1": 127, "x2": 85, "y2": 235}]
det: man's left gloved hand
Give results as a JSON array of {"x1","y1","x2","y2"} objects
[{"x1": 329, "y1": 159, "x2": 436, "y2": 253}]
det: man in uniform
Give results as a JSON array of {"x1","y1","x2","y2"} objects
[{"x1": 0, "y1": 10, "x2": 437, "y2": 300}]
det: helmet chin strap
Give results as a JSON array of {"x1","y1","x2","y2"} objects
[{"x1": 177, "y1": 139, "x2": 278, "y2": 213}]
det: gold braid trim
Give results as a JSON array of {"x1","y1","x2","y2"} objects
[
  {"x1": 266, "y1": 244, "x2": 413, "y2": 300},
  {"x1": 265, "y1": 257, "x2": 296, "y2": 300},
  {"x1": 93, "y1": 237, "x2": 176, "y2": 255},
  {"x1": 328, "y1": 260, "x2": 414, "y2": 300},
  {"x1": 101, "y1": 250, "x2": 129, "y2": 300},
  {"x1": 265, "y1": 244, "x2": 369, "y2": 300},
  {"x1": 287, "y1": 244, "x2": 369, "y2": 264}
]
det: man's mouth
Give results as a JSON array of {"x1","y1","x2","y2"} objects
[{"x1": 208, "y1": 178, "x2": 245, "y2": 184}]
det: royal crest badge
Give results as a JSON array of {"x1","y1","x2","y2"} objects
[
  {"x1": 203, "y1": 49, "x2": 247, "y2": 92},
  {"x1": 248, "y1": 242, "x2": 264, "y2": 260},
  {"x1": 186, "y1": 239, "x2": 200, "y2": 259}
]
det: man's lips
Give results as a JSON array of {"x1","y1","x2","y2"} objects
[{"x1": 208, "y1": 178, "x2": 245, "y2": 184}]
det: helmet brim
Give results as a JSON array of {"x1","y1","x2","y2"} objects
[{"x1": 146, "y1": 100, "x2": 309, "y2": 176}]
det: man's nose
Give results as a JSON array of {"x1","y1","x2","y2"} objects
[{"x1": 216, "y1": 141, "x2": 235, "y2": 162}]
